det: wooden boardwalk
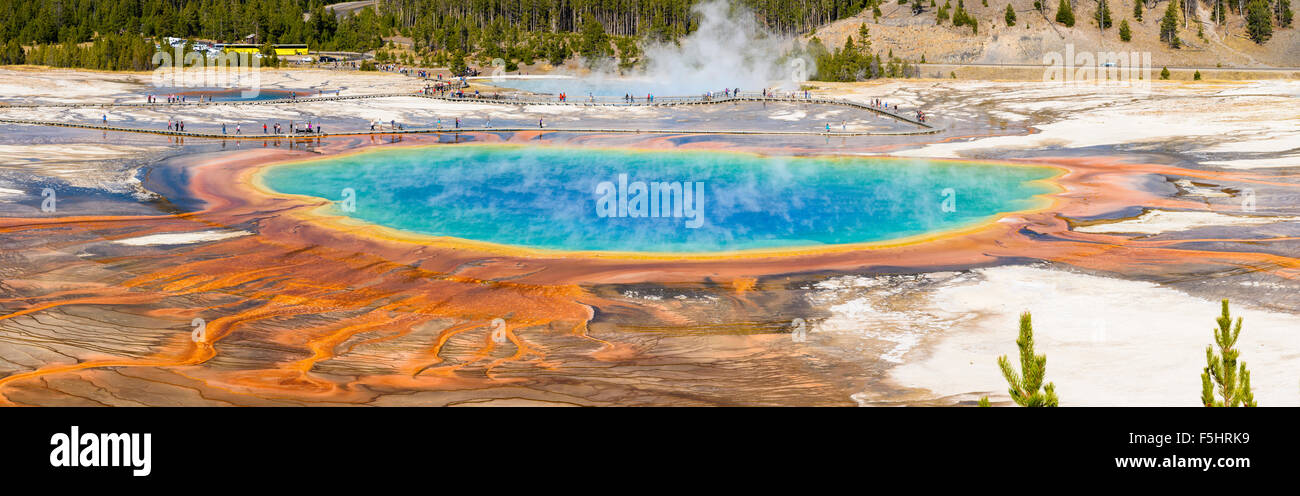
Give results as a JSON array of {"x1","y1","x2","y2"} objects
[{"x1": 0, "y1": 91, "x2": 939, "y2": 137}]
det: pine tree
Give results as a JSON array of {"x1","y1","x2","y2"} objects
[
  {"x1": 1161, "y1": 1, "x2": 1181, "y2": 47},
  {"x1": 1246, "y1": 0, "x2": 1274, "y2": 43},
  {"x1": 997, "y1": 312, "x2": 1059, "y2": 407},
  {"x1": 1134, "y1": 0, "x2": 1144, "y2": 21},
  {"x1": 548, "y1": 38, "x2": 569, "y2": 66},
  {"x1": 1201, "y1": 299, "x2": 1257, "y2": 407},
  {"x1": 579, "y1": 15, "x2": 608, "y2": 60},
  {"x1": 1057, "y1": 0, "x2": 1077, "y2": 26},
  {"x1": 1120, "y1": 18, "x2": 1133, "y2": 40},
  {"x1": 952, "y1": 0, "x2": 980, "y2": 32},
  {"x1": 1006, "y1": 4, "x2": 1018, "y2": 26},
  {"x1": 1097, "y1": 0, "x2": 1114, "y2": 28},
  {"x1": 1, "y1": 40, "x2": 26, "y2": 65}
]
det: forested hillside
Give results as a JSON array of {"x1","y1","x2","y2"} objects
[
  {"x1": 0, "y1": 1, "x2": 388, "y2": 50},
  {"x1": 0, "y1": 0, "x2": 870, "y2": 70}
]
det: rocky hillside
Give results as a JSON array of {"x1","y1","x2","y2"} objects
[{"x1": 810, "y1": 0, "x2": 1298, "y2": 67}]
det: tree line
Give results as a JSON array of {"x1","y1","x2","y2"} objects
[
  {"x1": 1051, "y1": 0, "x2": 1293, "y2": 46},
  {"x1": 1, "y1": 0, "x2": 389, "y2": 49},
  {"x1": 383, "y1": 0, "x2": 870, "y2": 40},
  {"x1": 807, "y1": 22, "x2": 921, "y2": 82},
  {"x1": 0, "y1": 0, "x2": 872, "y2": 71},
  {"x1": 0, "y1": 0, "x2": 392, "y2": 69}
]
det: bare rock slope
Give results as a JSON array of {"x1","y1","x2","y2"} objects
[{"x1": 811, "y1": 0, "x2": 1299, "y2": 68}]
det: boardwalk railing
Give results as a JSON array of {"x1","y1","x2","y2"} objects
[
  {"x1": 0, "y1": 118, "x2": 940, "y2": 138},
  {"x1": 0, "y1": 91, "x2": 938, "y2": 137}
]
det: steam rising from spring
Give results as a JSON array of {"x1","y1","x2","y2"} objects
[
  {"x1": 556, "y1": 0, "x2": 811, "y2": 96},
  {"x1": 634, "y1": 1, "x2": 810, "y2": 94}
]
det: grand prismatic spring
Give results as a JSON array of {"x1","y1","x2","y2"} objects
[
  {"x1": 1, "y1": 49, "x2": 1299, "y2": 409},
  {"x1": 6, "y1": 0, "x2": 1300, "y2": 485},
  {"x1": 258, "y1": 146, "x2": 1058, "y2": 254}
]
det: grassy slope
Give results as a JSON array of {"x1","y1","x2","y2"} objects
[{"x1": 810, "y1": 0, "x2": 1299, "y2": 68}]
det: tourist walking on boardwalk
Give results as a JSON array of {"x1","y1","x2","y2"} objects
[
  {"x1": 539, "y1": 117, "x2": 544, "y2": 128},
  {"x1": 236, "y1": 124, "x2": 241, "y2": 134},
  {"x1": 222, "y1": 123, "x2": 227, "y2": 134},
  {"x1": 263, "y1": 123, "x2": 267, "y2": 134}
]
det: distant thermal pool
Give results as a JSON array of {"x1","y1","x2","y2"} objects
[
  {"x1": 483, "y1": 76, "x2": 695, "y2": 97},
  {"x1": 259, "y1": 146, "x2": 1058, "y2": 254},
  {"x1": 163, "y1": 88, "x2": 299, "y2": 101}
]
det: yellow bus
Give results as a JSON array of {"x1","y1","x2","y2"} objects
[{"x1": 217, "y1": 44, "x2": 308, "y2": 56}]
